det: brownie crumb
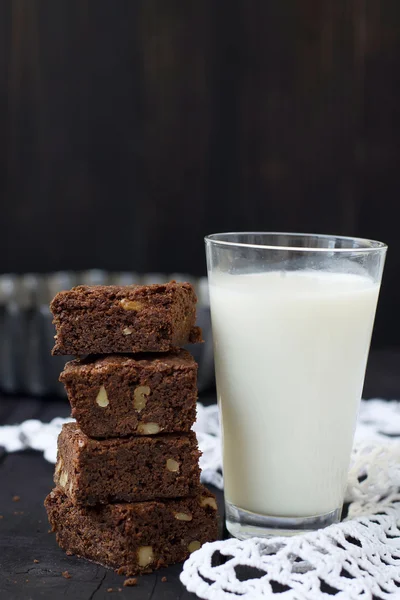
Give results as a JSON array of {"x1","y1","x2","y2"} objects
[
  {"x1": 0, "y1": 515, "x2": 3, "y2": 519},
  {"x1": 62, "y1": 571, "x2": 71, "y2": 579},
  {"x1": 33, "y1": 559, "x2": 39, "y2": 564},
  {"x1": 51, "y1": 282, "x2": 201, "y2": 355},
  {"x1": 12, "y1": 495, "x2": 20, "y2": 502},
  {"x1": 107, "y1": 588, "x2": 113, "y2": 593},
  {"x1": 118, "y1": 589, "x2": 122, "y2": 592},
  {"x1": 55, "y1": 423, "x2": 200, "y2": 505},
  {"x1": 123, "y1": 578, "x2": 137, "y2": 587},
  {"x1": 161, "y1": 576, "x2": 167, "y2": 582},
  {"x1": 66, "y1": 550, "x2": 73, "y2": 556},
  {"x1": 45, "y1": 486, "x2": 219, "y2": 575},
  {"x1": 13, "y1": 511, "x2": 24, "y2": 515},
  {"x1": 60, "y1": 349, "x2": 198, "y2": 439}
]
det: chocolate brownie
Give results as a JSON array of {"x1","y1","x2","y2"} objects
[
  {"x1": 45, "y1": 486, "x2": 218, "y2": 575},
  {"x1": 60, "y1": 350, "x2": 197, "y2": 438},
  {"x1": 55, "y1": 423, "x2": 201, "y2": 505},
  {"x1": 51, "y1": 282, "x2": 202, "y2": 355}
]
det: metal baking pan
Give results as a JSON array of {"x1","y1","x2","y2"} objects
[{"x1": 0, "y1": 271, "x2": 214, "y2": 396}]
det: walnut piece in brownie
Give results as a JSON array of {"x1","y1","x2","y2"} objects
[
  {"x1": 55, "y1": 423, "x2": 201, "y2": 505},
  {"x1": 45, "y1": 486, "x2": 218, "y2": 575},
  {"x1": 60, "y1": 349, "x2": 197, "y2": 438},
  {"x1": 51, "y1": 282, "x2": 202, "y2": 355}
]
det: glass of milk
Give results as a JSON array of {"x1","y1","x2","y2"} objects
[{"x1": 205, "y1": 232, "x2": 387, "y2": 539}]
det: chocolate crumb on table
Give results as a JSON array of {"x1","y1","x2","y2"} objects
[
  {"x1": 33, "y1": 559, "x2": 39, "y2": 564},
  {"x1": 161, "y1": 576, "x2": 167, "y2": 582},
  {"x1": 60, "y1": 350, "x2": 198, "y2": 438},
  {"x1": 12, "y1": 495, "x2": 20, "y2": 502},
  {"x1": 54, "y1": 423, "x2": 201, "y2": 505},
  {"x1": 61, "y1": 571, "x2": 71, "y2": 579},
  {"x1": 51, "y1": 282, "x2": 202, "y2": 356},
  {"x1": 45, "y1": 486, "x2": 218, "y2": 575},
  {"x1": 123, "y1": 578, "x2": 137, "y2": 587}
]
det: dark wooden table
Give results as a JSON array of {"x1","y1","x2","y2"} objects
[
  {"x1": 0, "y1": 394, "x2": 223, "y2": 600},
  {"x1": 0, "y1": 349, "x2": 399, "y2": 600}
]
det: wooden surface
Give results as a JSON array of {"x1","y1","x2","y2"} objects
[
  {"x1": 0, "y1": 349, "x2": 399, "y2": 599},
  {"x1": 0, "y1": 395, "x2": 223, "y2": 600}
]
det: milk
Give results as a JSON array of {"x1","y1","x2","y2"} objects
[{"x1": 209, "y1": 270, "x2": 380, "y2": 517}]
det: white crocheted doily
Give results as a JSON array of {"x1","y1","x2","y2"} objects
[
  {"x1": 183, "y1": 400, "x2": 400, "y2": 600},
  {"x1": 2, "y1": 399, "x2": 400, "y2": 599}
]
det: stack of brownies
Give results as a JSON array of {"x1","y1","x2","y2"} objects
[{"x1": 44, "y1": 281, "x2": 218, "y2": 576}]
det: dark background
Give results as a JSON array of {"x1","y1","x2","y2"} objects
[
  {"x1": 0, "y1": 4, "x2": 400, "y2": 597},
  {"x1": 1, "y1": 0, "x2": 400, "y2": 348}
]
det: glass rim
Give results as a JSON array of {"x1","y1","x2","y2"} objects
[{"x1": 204, "y1": 232, "x2": 387, "y2": 253}]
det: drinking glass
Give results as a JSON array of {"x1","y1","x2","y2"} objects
[{"x1": 205, "y1": 232, "x2": 387, "y2": 538}]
